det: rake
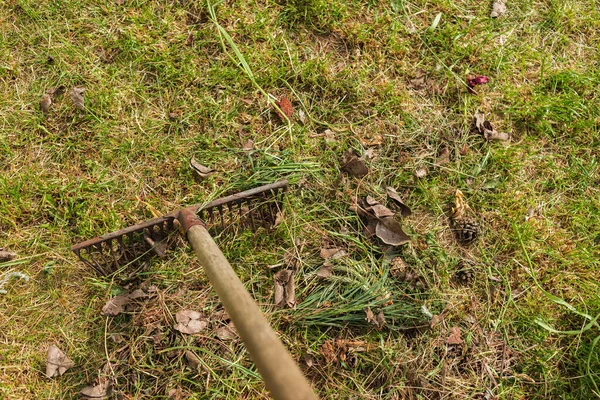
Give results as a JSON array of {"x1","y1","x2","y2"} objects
[{"x1": 72, "y1": 180, "x2": 317, "y2": 400}]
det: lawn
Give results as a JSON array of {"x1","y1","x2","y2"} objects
[{"x1": 1, "y1": 0, "x2": 599, "y2": 398}]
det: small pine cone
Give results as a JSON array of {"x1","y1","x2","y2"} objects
[
  {"x1": 453, "y1": 217, "x2": 480, "y2": 244},
  {"x1": 454, "y1": 267, "x2": 474, "y2": 285},
  {"x1": 389, "y1": 256, "x2": 407, "y2": 279}
]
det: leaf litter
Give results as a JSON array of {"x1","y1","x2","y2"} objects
[
  {"x1": 385, "y1": 187, "x2": 412, "y2": 217},
  {"x1": 174, "y1": 309, "x2": 208, "y2": 334},
  {"x1": 274, "y1": 269, "x2": 296, "y2": 308},
  {"x1": 101, "y1": 289, "x2": 150, "y2": 316},
  {"x1": 364, "y1": 306, "x2": 385, "y2": 329},
  {"x1": 474, "y1": 111, "x2": 510, "y2": 141},
  {"x1": 341, "y1": 149, "x2": 368, "y2": 177},
  {"x1": 274, "y1": 96, "x2": 293, "y2": 120},
  {"x1": 189, "y1": 158, "x2": 214, "y2": 178},
  {"x1": 351, "y1": 196, "x2": 410, "y2": 246},
  {"x1": 490, "y1": 0, "x2": 507, "y2": 18},
  {"x1": 46, "y1": 344, "x2": 75, "y2": 378}
]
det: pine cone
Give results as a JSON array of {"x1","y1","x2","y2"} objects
[
  {"x1": 453, "y1": 217, "x2": 480, "y2": 244},
  {"x1": 451, "y1": 190, "x2": 480, "y2": 244},
  {"x1": 454, "y1": 264, "x2": 475, "y2": 285}
]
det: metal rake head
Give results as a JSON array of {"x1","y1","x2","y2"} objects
[{"x1": 72, "y1": 181, "x2": 288, "y2": 276}]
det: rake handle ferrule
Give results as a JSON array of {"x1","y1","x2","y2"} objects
[
  {"x1": 178, "y1": 208, "x2": 204, "y2": 233},
  {"x1": 185, "y1": 224, "x2": 317, "y2": 400}
]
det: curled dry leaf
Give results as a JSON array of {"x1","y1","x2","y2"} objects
[
  {"x1": 143, "y1": 231, "x2": 168, "y2": 258},
  {"x1": 40, "y1": 94, "x2": 52, "y2": 114},
  {"x1": 174, "y1": 310, "x2": 208, "y2": 334},
  {"x1": 274, "y1": 269, "x2": 295, "y2": 308},
  {"x1": 167, "y1": 387, "x2": 188, "y2": 400},
  {"x1": 474, "y1": 111, "x2": 510, "y2": 141},
  {"x1": 47, "y1": 86, "x2": 66, "y2": 98},
  {"x1": 185, "y1": 32, "x2": 194, "y2": 46},
  {"x1": 447, "y1": 326, "x2": 464, "y2": 345},
  {"x1": 190, "y1": 158, "x2": 214, "y2": 178},
  {"x1": 0, "y1": 250, "x2": 17, "y2": 261},
  {"x1": 365, "y1": 196, "x2": 395, "y2": 218},
  {"x1": 385, "y1": 187, "x2": 412, "y2": 217},
  {"x1": 46, "y1": 345, "x2": 75, "y2": 378},
  {"x1": 70, "y1": 87, "x2": 85, "y2": 110},
  {"x1": 341, "y1": 149, "x2": 368, "y2": 177},
  {"x1": 435, "y1": 146, "x2": 451, "y2": 166},
  {"x1": 364, "y1": 307, "x2": 385, "y2": 329},
  {"x1": 376, "y1": 216, "x2": 410, "y2": 246},
  {"x1": 81, "y1": 381, "x2": 112, "y2": 399},
  {"x1": 101, "y1": 289, "x2": 148, "y2": 316},
  {"x1": 319, "y1": 247, "x2": 346, "y2": 260},
  {"x1": 316, "y1": 263, "x2": 333, "y2": 278},
  {"x1": 242, "y1": 138, "x2": 254, "y2": 151},
  {"x1": 214, "y1": 323, "x2": 237, "y2": 340},
  {"x1": 185, "y1": 350, "x2": 201, "y2": 369},
  {"x1": 275, "y1": 96, "x2": 293, "y2": 120},
  {"x1": 490, "y1": 0, "x2": 507, "y2": 18},
  {"x1": 298, "y1": 109, "x2": 307, "y2": 125},
  {"x1": 415, "y1": 166, "x2": 428, "y2": 178}
]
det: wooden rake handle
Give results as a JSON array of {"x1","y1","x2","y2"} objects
[{"x1": 185, "y1": 223, "x2": 317, "y2": 400}]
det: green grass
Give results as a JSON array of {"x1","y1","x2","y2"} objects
[{"x1": 1, "y1": 0, "x2": 600, "y2": 398}]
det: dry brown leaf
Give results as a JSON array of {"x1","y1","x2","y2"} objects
[
  {"x1": 275, "y1": 96, "x2": 293, "y2": 120},
  {"x1": 40, "y1": 94, "x2": 51, "y2": 114},
  {"x1": 185, "y1": 350, "x2": 201, "y2": 369},
  {"x1": 447, "y1": 326, "x2": 464, "y2": 345},
  {"x1": 81, "y1": 381, "x2": 111, "y2": 399},
  {"x1": 490, "y1": 0, "x2": 507, "y2": 17},
  {"x1": 174, "y1": 310, "x2": 208, "y2": 334},
  {"x1": 101, "y1": 289, "x2": 147, "y2": 316},
  {"x1": 47, "y1": 85, "x2": 66, "y2": 98},
  {"x1": 190, "y1": 158, "x2": 214, "y2": 178},
  {"x1": 214, "y1": 323, "x2": 237, "y2": 340},
  {"x1": 242, "y1": 138, "x2": 254, "y2": 151},
  {"x1": 316, "y1": 263, "x2": 333, "y2": 278},
  {"x1": 341, "y1": 149, "x2": 368, "y2": 177},
  {"x1": 385, "y1": 187, "x2": 412, "y2": 217},
  {"x1": 167, "y1": 387, "x2": 188, "y2": 400},
  {"x1": 0, "y1": 250, "x2": 17, "y2": 261},
  {"x1": 298, "y1": 109, "x2": 307, "y2": 125},
  {"x1": 364, "y1": 307, "x2": 385, "y2": 329},
  {"x1": 70, "y1": 87, "x2": 85, "y2": 110},
  {"x1": 375, "y1": 217, "x2": 410, "y2": 246},
  {"x1": 274, "y1": 269, "x2": 295, "y2": 308},
  {"x1": 364, "y1": 196, "x2": 395, "y2": 218},
  {"x1": 474, "y1": 111, "x2": 510, "y2": 141},
  {"x1": 415, "y1": 166, "x2": 428, "y2": 178},
  {"x1": 319, "y1": 247, "x2": 346, "y2": 260},
  {"x1": 46, "y1": 345, "x2": 75, "y2": 378},
  {"x1": 435, "y1": 146, "x2": 451, "y2": 166},
  {"x1": 185, "y1": 33, "x2": 194, "y2": 46},
  {"x1": 304, "y1": 353, "x2": 316, "y2": 368}
]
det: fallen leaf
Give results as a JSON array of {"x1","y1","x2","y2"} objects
[
  {"x1": 242, "y1": 138, "x2": 254, "y2": 151},
  {"x1": 298, "y1": 109, "x2": 307, "y2": 124},
  {"x1": 47, "y1": 86, "x2": 66, "y2": 98},
  {"x1": 190, "y1": 158, "x2": 214, "y2": 178},
  {"x1": 364, "y1": 307, "x2": 385, "y2": 329},
  {"x1": 320, "y1": 339, "x2": 369, "y2": 365},
  {"x1": 435, "y1": 146, "x2": 451, "y2": 166},
  {"x1": 185, "y1": 350, "x2": 201, "y2": 369},
  {"x1": 185, "y1": 33, "x2": 194, "y2": 46},
  {"x1": 375, "y1": 217, "x2": 410, "y2": 246},
  {"x1": 319, "y1": 247, "x2": 346, "y2": 260},
  {"x1": 168, "y1": 387, "x2": 187, "y2": 400},
  {"x1": 408, "y1": 71, "x2": 427, "y2": 90},
  {"x1": 167, "y1": 387, "x2": 188, "y2": 400},
  {"x1": 447, "y1": 326, "x2": 463, "y2": 345},
  {"x1": 214, "y1": 323, "x2": 237, "y2": 340},
  {"x1": 490, "y1": 0, "x2": 507, "y2": 18},
  {"x1": 0, "y1": 250, "x2": 17, "y2": 261},
  {"x1": 341, "y1": 149, "x2": 368, "y2": 177},
  {"x1": 168, "y1": 110, "x2": 181, "y2": 120},
  {"x1": 365, "y1": 196, "x2": 395, "y2": 218},
  {"x1": 275, "y1": 96, "x2": 293, "y2": 120},
  {"x1": 108, "y1": 333, "x2": 125, "y2": 343},
  {"x1": 385, "y1": 187, "x2": 412, "y2": 217},
  {"x1": 70, "y1": 87, "x2": 85, "y2": 110},
  {"x1": 40, "y1": 94, "x2": 52, "y2": 114},
  {"x1": 115, "y1": 0, "x2": 125, "y2": 4},
  {"x1": 415, "y1": 166, "x2": 428, "y2": 178},
  {"x1": 474, "y1": 111, "x2": 511, "y2": 141},
  {"x1": 303, "y1": 353, "x2": 316, "y2": 368},
  {"x1": 273, "y1": 210, "x2": 284, "y2": 227},
  {"x1": 46, "y1": 345, "x2": 75, "y2": 378},
  {"x1": 274, "y1": 269, "x2": 295, "y2": 308},
  {"x1": 316, "y1": 263, "x2": 333, "y2": 278},
  {"x1": 81, "y1": 382, "x2": 111, "y2": 399},
  {"x1": 101, "y1": 289, "x2": 148, "y2": 316},
  {"x1": 174, "y1": 310, "x2": 208, "y2": 334}
]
